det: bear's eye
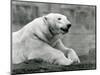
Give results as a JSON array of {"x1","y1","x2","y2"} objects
[{"x1": 58, "y1": 18, "x2": 61, "y2": 20}]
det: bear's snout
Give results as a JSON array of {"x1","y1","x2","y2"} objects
[
  {"x1": 67, "y1": 24, "x2": 71, "y2": 29},
  {"x1": 60, "y1": 24, "x2": 71, "y2": 33},
  {"x1": 60, "y1": 27, "x2": 68, "y2": 33}
]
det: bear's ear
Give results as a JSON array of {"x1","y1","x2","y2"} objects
[
  {"x1": 44, "y1": 16, "x2": 47, "y2": 20},
  {"x1": 43, "y1": 16, "x2": 48, "y2": 24}
]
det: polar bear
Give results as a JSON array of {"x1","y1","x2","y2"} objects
[{"x1": 12, "y1": 13, "x2": 80, "y2": 65}]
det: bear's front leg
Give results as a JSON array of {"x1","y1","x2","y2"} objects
[
  {"x1": 55, "y1": 39, "x2": 80, "y2": 64},
  {"x1": 66, "y1": 48, "x2": 80, "y2": 64},
  {"x1": 28, "y1": 45, "x2": 73, "y2": 65}
]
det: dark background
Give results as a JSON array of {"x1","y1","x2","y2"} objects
[{"x1": 11, "y1": 0, "x2": 96, "y2": 74}]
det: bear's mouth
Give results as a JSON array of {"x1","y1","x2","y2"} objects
[
  {"x1": 60, "y1": 27, "x2": 69, "y2": 33},
  {"x1": 60, "y1": 24, "x2": 71, "y2": 34}
]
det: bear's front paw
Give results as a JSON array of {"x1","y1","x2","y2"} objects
[
  {"x1": 70, "y1": 56, "x2": 80, "y2": 64},
  {"x1": 67, "y1": 49, "x2": 80, "y2": 64}
]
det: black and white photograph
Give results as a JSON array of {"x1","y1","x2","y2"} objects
[{"x1": 11, "y1": 0, "x2": 96, "y2": 74}]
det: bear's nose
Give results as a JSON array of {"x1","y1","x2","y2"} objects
[{"x1": 67, "y1": 24, "x2": 71, "y2": 28}]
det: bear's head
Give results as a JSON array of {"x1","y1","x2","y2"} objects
[{"x1": 43, "y1": 13, "x2": 72, "y2": 35}]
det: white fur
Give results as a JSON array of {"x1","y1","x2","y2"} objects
[{"x1": 12, "y1": 13, "x2": 80, "y2": 65}]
